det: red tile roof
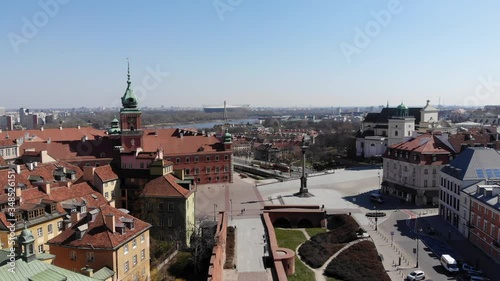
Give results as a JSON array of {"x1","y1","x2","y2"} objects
[
  {"x1": 0, "y1": 127, "x2": 107, "y2": 142},
  {"x1": 0, "y1": 139, "x2": 16, "y2": 146},
  {"x1": 141, "y1": 129, "x2": 224, "y2": 155},
  {"x1": 47, "y1": 204, "x2": 151, "y2": 249},
  {"x1": 94, "y1": 165, "x2": 118, "y2": 182},
  {"x1": 141, "y1": 174, "x2": 193, "y2": 198},
  {"x1": 389, "y1": 134, "x2": 454, "y2": 154},
  {"x1": 0, "y1": 156, "x2": 6, "y2": 166}
]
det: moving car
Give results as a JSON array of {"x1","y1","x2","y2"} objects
[
  {"x1": 406, "y1": 270, "x2": 425, "y2": 281},
  {"x1": 370, "y1": 193, "x2": 384, "y2": 203}
]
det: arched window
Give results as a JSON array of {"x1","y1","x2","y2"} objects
[{"x1": 395, "y1": 131, "x2": 399, "y2": 136}]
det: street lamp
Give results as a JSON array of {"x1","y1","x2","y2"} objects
[
  {"x1": 415, "y1": 213, "x2": 421, "y2": 268},
  {"x1": 378, "y1": 172, "x2": 381, "y2": 193},
  {"x1": 213, "y1": 204, "x2": 218, "y2": 222},
  {"x1": 230, "y1": 199, "x2": 233, "y2": 221},
  {"x1": 374, "y1": 205, "x2": 378, "y2": 231}
]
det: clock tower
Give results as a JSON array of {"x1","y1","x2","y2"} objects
[{"x1": 120, "y1": 59, "x2": 143, "y2": 151}]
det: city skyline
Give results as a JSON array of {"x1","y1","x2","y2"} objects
[{"x1": 2, "y1": 1, "x2": 500, "y2": 108}]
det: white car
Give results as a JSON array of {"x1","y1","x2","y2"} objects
[{"x1": 407, "y1": 270, "x2": 425, "y2": 281}]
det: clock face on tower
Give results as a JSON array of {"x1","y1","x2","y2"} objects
[{"x1": 128, "y1": 117, "x2": 136, "y2": 124}]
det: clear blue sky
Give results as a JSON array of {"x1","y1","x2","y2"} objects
[{"x1": 2, "y1": 0, "x2": 500, "y2": 109}]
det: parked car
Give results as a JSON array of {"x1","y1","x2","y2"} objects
[
  {"x1": 406, "y1": 270, "x2": 425, "y2": 281},
  {"x1": 462, "y1": 263, "x2": 483, "y2": 275}
]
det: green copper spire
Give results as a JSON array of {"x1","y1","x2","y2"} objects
[
  {"x1": 223, "y1": 128, "x2": 232, "y2": 143},
  {"x1": 121, "y1": 58, "x2": 138, "y2": 108}
]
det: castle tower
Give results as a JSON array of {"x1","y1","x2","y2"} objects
[
  {"x1": 17, "y1": 225, "x2": 36, "y2": 263},
  {"x1": 120, "y1": 59, "x2": 143, "y2": 150}
]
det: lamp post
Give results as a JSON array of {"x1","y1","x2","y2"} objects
[
  {"x1": 378, "y1": 172, "x2": 381, "y2": 193},
  {"x1": 213, "y1": 204, "x2": 218, "y2": 222},
  {"x1": 374, "y1": 204, "x2": 378, "y2": 231},
  {"x1": 230, "y1": 199, "x2": 233, "y2": 221},
  {"x1": 415, "y1": 213, "x2": 420, "y2": 268}
]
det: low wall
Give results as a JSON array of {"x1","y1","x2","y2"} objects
[
  {"x1": 266, "y1": 208, "x2": 326, "y2": 228},
  {"x1": 207, "y1": 212, "x2": 228, "y2": 281},
  {"x1": 262, "y1": 212, "x2": 295, "y2": 281}
]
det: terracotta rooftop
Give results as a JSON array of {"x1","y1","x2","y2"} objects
[
  {"x1": 94, "y1": 165, "x2": 118, "y2": 182},
  {"x1": 389, "y1": 134, "x2": 455, "y2": 154},
  {"x1": 141, "y1": 173, "x2": 193, "y2": 198},
  {"x1": 141, "y1": 128, "x2": 224, "y2": 155},
  {"x1": 47, "y1": 204, "x2": 151, "y2": 249},
  {"x1": 0, "y1": 127, "x2": 107, "y2": 142},
  {"x1": 0, "y1": 156, "x2": 6, "y2": 166},
  {"x1": 0, "y1": 139, "x2": 16, "y2": 146}
]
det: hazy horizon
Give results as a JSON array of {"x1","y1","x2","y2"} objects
[{"x1": 2, "y1": 1, "x2": 500, "y2": 109}]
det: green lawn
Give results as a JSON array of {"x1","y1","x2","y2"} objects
[
  {"x1": 275, "y1": 228, "x2": 316, "y2": 281},
  {"x1": 327, "y1": 277, "x2": 343, "y2": 281},
  {"x1": 306, "y1": 227, "x2": 327, "y2": 237}
]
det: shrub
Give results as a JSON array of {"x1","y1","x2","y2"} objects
[
  {"x1": 324, "y1": 240, "x2": 390, "y2": 281},
  {"x1": 298, "y1": 214, "x2": 359, "y2": 268}
]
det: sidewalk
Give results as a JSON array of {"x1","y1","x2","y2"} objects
[{"x1": 363, "y1": 217, "x2": 412, "y2": 281}]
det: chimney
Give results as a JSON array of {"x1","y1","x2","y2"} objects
[
  {"x1": 59, "y1": 126, "x2": 63, "y2": 130},
  {"x1": 15, "y1": 185, "x2": 22, "y2": 198},
  {"x1": 71, "y1": 210, "x2": 81, "y2": 225},
  {"x1": 47, "y1": 137, "x2": 51, "y2": 144},
  {"x1": 9, "y1": 164, "x2": 21, "y2": 174},
  {"x1": 105, "y1": 214, "x2": 115, "y2": 233},
  {"x1": 83, "y1": 166, "x2": 96, "y2": 184},
  {"x1": 77, "y1": 125, "x2": 81, "y2": 129},
  {"x1": 41, "y1": 182, "x2": 50, "y2": 195},
  {"x1": 179, "y1": 133, "x2": 183, "y2": 139},
  {"x1": 81, "y1": 266, "x2": 93, "y2": 277},
  {"x1": 40, "y1": 126, "x2": 44, "y2": 131},
  {"x1": 27, "y1": 162, "x2": 34, "y2": 171}
]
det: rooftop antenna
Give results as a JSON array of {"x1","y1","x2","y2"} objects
[{"x1": 127, "y1": 58, "x2": 131, "y2": 85}]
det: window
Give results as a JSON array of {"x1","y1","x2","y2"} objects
[
  {"x1": 168, "y1": 203, "x2": 174, "y2": 212},
  {"x1": 424, "y1": 180, "x2": 428, "y2": 187},
  {"x1": 142, "y1": 268, "x2": 146, "y2": 277},
  {"x1": 176, "y1": 158, "x2": 180, "y2": 164},
  {"x1": 185, "y1": 157, "x2": 190, "y2": 163},
  {"x1": 215, "y1": 156, "x2": 219, "y2": 161},
  {"x1": 124, "y1": 244, "x2": 129, "y2": 254},
  {"x1": 185, "y1": 168, "x2": 190, "y2": 175},
  {"x1": 70, "y1": 251, "x2": 76, "y2": 260},
  {"x1": 424, "y1": 169, "x2": 428, "y2": 175},
  {"x1": 168, "y1": 217, "x2": 173, "y2": 227},
  {"x1": 133, "y1": 239, "x2": 137, "y2": 248},
  {"x1": 224, "y1": 166, "x2": 229, "y2": 172},
  {"x1": 215, "y1": 167, "x2": 220, "y2": 173},
  {"x1": 159, "y1": 217, "x2": 165, "y2": 226},
  {"x1": 57, "y1": 221, "x2": 63, "y2": 231},
  {"x1": 206, "y1": 167, "x2": 210, "y2": 174},
  {"x1": 134, "y1": 273, "x2": 139, "y2": 281},
  {"x1": 206, "y1": 156, "x2": 210, "y2": 161},
  {"x1": 133, "y1": 255, "x2": 137, "y2": 266},
  {"x1": 37, "y1": 227, "x2": 43, "y2": 237},
  {"x1": 194, "y1": 156, "x2": 199, "y2": 163},
  {"x1": 432, "y1": 180, "x2": 436, "y2": 187},
  {"x1": 224, "y1": 155, "x2": 229, "y2": 160},
  {"x1": 158, "y1": 202, "x2": 164, "y2": 211},
  {"x1": 38, "y1": 244, "x2": 44, "y2": 253},
  {"x1": 141, "y1": 233, "x2": 145, "y2": 243},
  {"x1": 216, "y1": 176, "x2": 220, "y2": 181},
  {"x1": 141, "y1": 249, "x2": 145, "y2": 260},
  {"x1": 432, "y1": 169, "x2": 436, "y2": 174},
  {"x1": 87, "y1": 252, "x2": 94, "y2": 262},
  {"x1": 140, "y1": 162, "x2": 144, "y2": 169},
  {"x1": 395, "y1": 131, "x2": 398, "y2": 136},
  {"x1": 105, "y1": 192, "x2": 109, "y2": 199},
  {"x1": 195, "y1": 168, "x2": 199, "y2": 175},
  {"x1": 48, "y1": 224, "x2": 53, "y2": 234},
  {"x1": 124, "y1": 261, "x2": 129, "y2": 273}
]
